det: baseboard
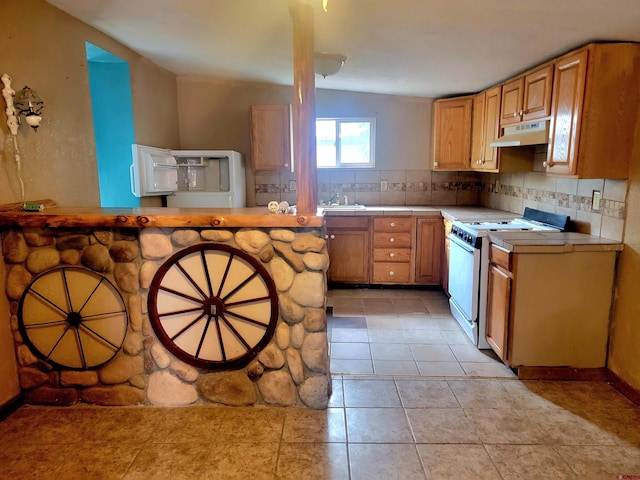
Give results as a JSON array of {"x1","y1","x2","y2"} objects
[
  {"x1": 608, "y1": 370, "x2": 640, "y2": 407},
  {"x1": 0, "y1": 394, "x2": 24, "y2": 422},
  {"x1": 516, "y1": 366, "x2": 609, "y2": 381}
]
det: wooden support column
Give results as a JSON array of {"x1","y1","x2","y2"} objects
[{"x1": 290, "y1": 1, "x2": 318, "y2": 215}]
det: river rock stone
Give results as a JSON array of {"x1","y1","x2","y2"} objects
[
  {"x1": 299, "y1": 375, "x2": 330, "y2": 410},
  {"x1": 270, "y1": 256, "x2": 294, "y2": 292},
  {"x1": 304, "y1": 308, "x2": 326, "y2": 332},
  {"x1": 114, "y1": 262, "x2": 139, "y2": 293},
  {"x1": 286, "y1": 348, "x2": 304, "y2": 385},
  {"x1": 98, "y1": 355, "x2": 144, "y2": 384},
  {"x1": 171, "y1": 229, "x2": 200, "y2": 247},
  {"x1": 80, "y1": 385, "x2": 145, "y2": 406},
  {"x1": 270, "y1": 229, "x2": 296, "y2": 242},
  {"x1": 60, "y1": 370, "x2": 99, "y2": 387},
  {"x1": 278, "y1": 294, "x2": 305, "y2": 324},
  {"x1": 19, "y1": 367, "x2": 49, "y2": 389},
  {"x1": 139, "y1": 261, "x2": 158, "y2": 289},
  {"x1": 123, "y1": 332, "x2": 143, "y2": 355},
  {"x1": 257, "y1": 343, "x2": 285, "y2": 369},
  {"x1": 23, "y1": 227, "x2": 55, "y2": 247},
  {"x1": 129, "y1": 374, "x2": 146, "y2": 389},
  {"x1": 3, "y1": 231, "x2": 28, "y2": 263},
  {"x1": 25, "y1": 248, "x2": 60, "y2": 274},
  {"x1": 17, "y1": 344, "x2": 38, "y2": 366},
  {"x1": 93, "y1": 230, "x2": 114, "y2": 246},
  {"x1": 276, "y1": 322, "x2": 290, "y2": 349},
  {"x1": 201, "y1": 229, "x2": 233, "y2": 242},
  {"x1": 291, "y1": 234, "x2": 325, "y2": 253},
  {"x1": 257, "y1": 370, "x2": 297, "y2": 406},
  {"x1": 198, "y1": 370, "x2": 257, "y2": 406},
  {"x1": 151, "y1": 342, "x2": 171, "y2": 368},
  {"x1": 259, "y1": 244, "x2": 274, "y2": 262},
  {"x1": 56, "y1": 234, "x2": 90, "y2": 250},
  {"x1": 291, "y1": 323, "x2": 305, "y2": 349},
  {"x1": 60, "y1": 249, "x2": 81, "y2": 264},
  {"x1": 170, "y1": 360, "x2": 198, "y2": 382},
  {"x1": 6, "y1": 265, "x2": 32, "y2": 300},
  {"x1": 272, "y1": 241, "x2": 305, "y2": 273},
  {"x1": 247, "y1": 360, "x2": 264, "y2": 380},
  {"x1": 147, "y1": 370, "x2": 198, "y2": 406},
  {"x1": 24, "y1": 386, "x2": 78, "y2": 406},
  {"x1": 81, "y1": 244, "x2": 112, "y2": 273},
  {"x1": 109, "y1": 241, "x2": 139, "y2": 262},
  {"x1": 288, "y1": 271, "x2": 325, "y2": 308},
  {"x1": 301, "y1": 332, "x2": 329, "y2": 373},
  {"x1": 140, "y1": 228, "x2": 173, "y2": 260},
  {"x1": 129, "y1": 295, "x2": 142, "y2": 332},
  {"x1": 302, "y1": 251, "x2": 329, "y2": 272},
  {"x1": 235, "y1": 229, "x2": 270, "y2": 254}
]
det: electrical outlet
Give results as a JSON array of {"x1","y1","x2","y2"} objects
[
  {"x1": 592, "y1": 190, "x2": 602, "y2": 211},
  {"x1": 381, "y1": 180, "x2": 388, "y2": 191},
  {"x1": 289, "y1": 180, "x2": 296, "y2": 192}
]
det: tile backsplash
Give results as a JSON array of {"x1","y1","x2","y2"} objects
[{"x1": 254, "y1": 168, "x2": 627, "y2": 241}]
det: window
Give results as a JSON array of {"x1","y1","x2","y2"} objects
[{"x1": 316, "y1": 117, "x2": 375, "y2": 168}]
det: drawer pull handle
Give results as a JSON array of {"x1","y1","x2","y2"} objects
[
  {"x1": 389, "y1": 271, "x2": 394, "y2": 276},
  {"x1": 330, "y1": 234, "x2": 335, "y2": 239},
  {"x1": 389, "y1": 253, "x2": 395, "y2": 258},
  {"x1": 389, "y1": 237, "x2": 395, "y2": 242},
  {"x1": 390, "y1": 222, "x2": 395, "y2": 227}
]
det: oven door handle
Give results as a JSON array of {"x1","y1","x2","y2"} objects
[{"x1": 448, "y1": 233, "x2": 478, "y2": 253}]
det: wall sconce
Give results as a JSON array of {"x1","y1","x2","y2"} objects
[
  {"x1": 13, "y1": 85, "x2": 44, "y2": 131},
  {"x1": 314, "y1": 52, "x2": 347, "y2": 78}
]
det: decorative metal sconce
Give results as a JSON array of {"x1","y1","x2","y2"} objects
[{"x1": 13, "y1": 85, "x2": 44, "y2": 131}]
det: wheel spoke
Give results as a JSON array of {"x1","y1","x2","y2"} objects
[
  {"x1": 77, "y1": 276, "x2": 106, "y2": 315},
  {"x1": 61, "y1": 268, "x2": 74, "y2": 312},
  {"x1": 221, "y1": 271, "x2": 260, "y2": 303},
  {"x1": 220, "y1": 314, "x2": 252, "y2": 350},
  {"x1": 200, "y1": 250, "x2": 214, "y2": 298},
  {"x1": 225, "y1": 295, "x2": 272, "y2": 308},
  {"x1": 216, "y1": 252, "x2": 234, "y2": 298},
  {"x1": 175, "y1": 259, "x2": 208, "y2": 299},
  {"x1": 73, "y1": 326, "x2": 87, "y2": 370},
  {"x1": 224, "y1": 310, "x2": 269, "y2": 328},
  {"x1": 44, "y1": 324, "x2": 73, "y2": 360},
  {"x1": 158, "y1": 306, "x2": 203, "y2": 318},
  {"x1": 26, "y1": 289, "x2": 69, "y2": 317},
  {"x1": 194, "y1": 315, "x2": 213, "y2": 359},
  {"x1": 158, "y1": 285, "x2": 204, "y2": 304},
  {"x1": 78, "y1": 323, "x2": 122, "y2": 351},
  {"x1": 81, "y1": 309, "x2": 127, "y2": 320},
  {"x1": 170, "y1": 311, "x2": 208, "y2": 343},
  {"x1": 23, "y1": 318, "x2": 68, "y2": 329},
  {"x1": 214, "y1": 316, "x2": 226, "y2": 361}
]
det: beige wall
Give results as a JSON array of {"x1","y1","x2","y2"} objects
[
  {"x1": 176, "y1": 77, "x2": 432, "y2": 206},
  {"x1": 0, "y1": 0, "x2": 180, "y2": 208}
]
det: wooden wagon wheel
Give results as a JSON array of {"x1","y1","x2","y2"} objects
[
  {"x1": 147, "y1": 243, "x2": 278, "y2": 370},
  {"x1": 18, "y1": 267, "x2": 128, "y2": 370}
]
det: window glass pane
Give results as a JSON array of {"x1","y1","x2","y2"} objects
[
  {"x1": 316, "y1": 119, "x2": 337, "y2": 167},
  {"x1": 339, "y1": 121, "x2": 370, "y2": 164}
]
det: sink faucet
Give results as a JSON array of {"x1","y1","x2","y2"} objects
[{"x1": 328, "y1": 192, "x2": 340, "y2": 204}]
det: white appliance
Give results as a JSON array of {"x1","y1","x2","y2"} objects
[
  {"x1": 130, "y1": 145, "x2": 246, "y2": 208},
  {"x1": 447, "y1": 208, "x2": 569, "y2": 349}
]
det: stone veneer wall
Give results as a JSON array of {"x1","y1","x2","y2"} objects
[{"x1": 1, "y1": 226, "x2": 331, "y2": 410}]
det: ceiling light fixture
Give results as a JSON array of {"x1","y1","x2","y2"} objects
[{"x1": 314, "y1": 52, "x2": 347, "y2": 78}]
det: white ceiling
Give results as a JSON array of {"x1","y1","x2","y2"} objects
[{"x1": 48, "y1": 0, "x2": 640, "y2": 98}]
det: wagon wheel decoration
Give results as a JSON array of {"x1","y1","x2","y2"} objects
[
  {"x1": 18, "y1": 267, "x2": 128, "y2": 370},
  {"x1": 147, "y1": 243, "x2": 279, "y2": 370}
]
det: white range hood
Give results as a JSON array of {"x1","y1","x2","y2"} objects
[{"x1": 490, "y1": 121, "x2": 549, "y2": 148}]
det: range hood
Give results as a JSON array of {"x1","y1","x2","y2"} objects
[{"x1": 490, "y1": 120, "x2": 549, "y2": 147}]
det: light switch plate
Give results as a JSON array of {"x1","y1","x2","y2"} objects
[
  {"x1": 592, "y1": 190, "x2": 602, "y2": 211},
  {"x1": 289, "y1": 180, "x2": 296, "y2": 191},
  {"x1": 381, "y1": 180, "x2": 388, "y2": 191}
]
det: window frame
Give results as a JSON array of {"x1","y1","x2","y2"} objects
[{"x1": 316, "y1": 117, "x2": 376, "y2": 169}]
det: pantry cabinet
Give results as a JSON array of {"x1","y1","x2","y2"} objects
[
  {"x1": 500, "y1": 63, "x2": 553, "y2": 126},
  {"x1": 250, "y1": 104, "x2": 293, "y2": 172},
  {"x1": 546, "y1": 43, "x2": 640, "y2": 178},
  {"x1": 325, "y1": 216, "x2": 370, "y2": 284},
  {"x1": 432, "y1": 96, "x2": 472, "y2": 171}
]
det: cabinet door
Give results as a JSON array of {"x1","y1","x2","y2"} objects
[
  {"x1": 250, "y1": 105, "x2": 293, "y2": 172},
  {"x1": 500, "y1": 77, "x2": 524, "y2": 126},
  {"x1": 481, "y1": 85, "x2": 502, "y2": 170},
  {"x1": 522, "y1": 64, "x2": 553, "y2": 122},
  {"x1": 546, "y1": 49, "x2": 588, "y2": 176},
  {"x1": 486, "y1": 264, "x2": 511, "y2": 361},
  {"x1": 327, "y1": 230, "x2": 370, "y2": 283},
  {"x1": 415, "y1": 218, "x2": 443, "y2": 285},
  {"x1": 432, "y1": 97, "x2": 472, "y2": 170},
  {"x1": 471, "y1": 92, "x2": 486, "y2": 168}
]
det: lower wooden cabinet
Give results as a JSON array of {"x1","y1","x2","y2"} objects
[
  {"x1": 325, "y1": 216, "x2": 370, "y2": 284},
  {"x1": 415, "y1": 217, "x2": 443, "y2": 285},
  {"x1": 486, "y1": 263, "x2": 511, "y2": 361}
]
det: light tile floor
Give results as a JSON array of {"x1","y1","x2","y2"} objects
[
  {"x1": 2, "y1": 288, "x2": 639, "y2": 479},
  {"x1": 327, "y1": 288, "x2": 516, "y2": 378}
]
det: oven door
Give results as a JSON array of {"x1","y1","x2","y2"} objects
[{"x1": 447, "y1": 234, "x2": 481, "y2": 345}]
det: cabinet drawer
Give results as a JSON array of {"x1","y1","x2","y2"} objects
[
  {"x1": 490, "y1": 244, "x2": 512, "y2": 271},
  {"x1": 373, "y1": 217, "x2": 412, "y2": 233},
  {"x1": 325, "y1": 216, "x2": 369, "y2": 230},
  {"x1": 373, "y1": 232, "x2": 412, "y2": 248},
  {"x1": 373, "y1": 248, "x2": 411, "y2": 263},
  {"x1": 372, "y1": 263, "x2": 410, "y2": 283}
]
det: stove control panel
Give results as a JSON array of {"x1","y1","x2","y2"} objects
[{"x1": 450, "y1": 223, "x2": 482, "y2": 249}]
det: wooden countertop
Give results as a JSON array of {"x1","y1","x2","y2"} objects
[{"x1": 0, "y1": 206, "x2": 325, "y2": 229}]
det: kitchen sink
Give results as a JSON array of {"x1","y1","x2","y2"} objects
[{"x1": 319, "y1": 204, "x2": 366, "y2": 209}]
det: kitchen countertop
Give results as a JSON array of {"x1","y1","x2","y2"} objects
[
  {"x1": 320, "y1": 205, "x2": 519, "y2": 222},
  {"x1": 488, "y1": 231, "x2": 624, "y2": 253}
]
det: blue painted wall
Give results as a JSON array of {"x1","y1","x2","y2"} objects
[{"x1": 86, "y1": 43, "x2": 139, "y2": 207}]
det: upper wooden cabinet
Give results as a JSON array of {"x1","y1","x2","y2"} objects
[
  {"x1": 471, "y1": 85, "x2": 502, "y2": 171},
  {"x1": 500, "y1": 63, "x2": 553, "y2": 126},
  {"x1": 546, "y1": 43, "x2": 640, "y2": 178},
  {"x1": 250, "y1": 104, "x2": 293, "y2": 172},
  {"x1": 432, "y1": 96, "x2": 472, "y2": 171}
]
